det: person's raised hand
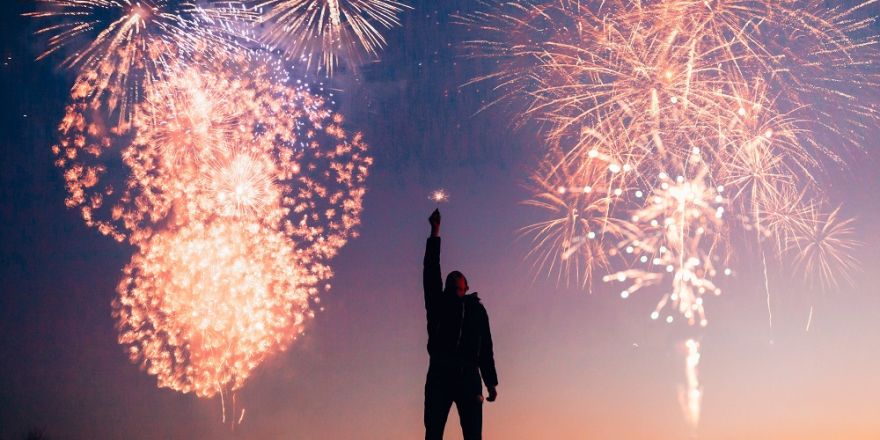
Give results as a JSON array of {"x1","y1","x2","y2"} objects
[
  {"x1": 487, "y1": 386, "x2": 498, "y2": 402},
  {"x1": 429, "y1": 209, "x2": 441, "y2": 236}
]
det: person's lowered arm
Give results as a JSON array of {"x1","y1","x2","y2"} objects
[{"x1": 480, "y1": 308, "x2": 499, "y2": 402}]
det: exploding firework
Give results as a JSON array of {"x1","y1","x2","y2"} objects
[
  {"x1": 49, "y1": 44, "x2": 372, "y2": 404},
  {"x1": 33, "y1": 0, "x2": 374, "y2": 422},
  {"x1": 467, "y1": 0, "x2": 872, "y2": 318},
  {"x1": 462, "y1": 0, "x2": 880, "y2": 161},
  {"x1": 52, "y1": 48, "x2": 372, "y2": 250},
  {"x1": 467, "y1": 0, "x2": 874, "y2": 427},
  {"x1": 789, "y1": 204, "x2": 860, "y2": 291},
  {"x1": 113, "y1": 219, "x2": 313, "y2": 398},
  {"x1": 604, "y1": 164, "x2": 727, "y2": 327},
  {"x1": 254, "y1": 0, "x2": 411, "y2": 74},
  {"x1": 26, "y1": 0, "x2": 248, "y2": 130},
  {"x1": 520, "y1": 147, "x2": 635, "y2": 289}
]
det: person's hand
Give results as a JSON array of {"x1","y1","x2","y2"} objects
[
  {"x1": 429, "y1": 209, "x2": 441, "y2": 236},
  {"x1": 487, "y1": 386, "x2": 498, "y2": 402}
]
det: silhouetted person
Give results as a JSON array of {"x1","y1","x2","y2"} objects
[{"x1": 423, "y1": 209, "x2": 498, "y2": 440}]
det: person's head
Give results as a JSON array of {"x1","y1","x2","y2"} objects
[{"x1": 445, "y1": 271, "x2": 469, "y2": 298}]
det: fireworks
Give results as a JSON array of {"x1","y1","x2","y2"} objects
[
  {"x1": 27, "y1": 0, "x2": 247, "y2": 130},
  {"x1": 254, "y1": 0, "x2": 411, "y2": 74},
  {"x1": 52, "y1": 47, "x2": 371, "y2": 246},
  {"x1": 467, "y1": 0, "x2": 875, "y2": 428},
  {"x1": 466, "y1": 0, "x2": 872, "y2": 321},
  {"x1": 113, "y1": 220, "x2": 312, "y2": 398},
  {"x1": 106, "y1": 54, "x2": 369, "y2": 398},
  {"x1": 521, "y1": 147, "x2": 635, "y2": 289},
  {"x1": 32, "y1": 0, "x2": 373, "y2": 414},
  {"x1": 604, "y1": 165, "x2": 726, "y2": 327},
  {"x1": 789, "y1": 205, "x2": 860, "y2": 291}
]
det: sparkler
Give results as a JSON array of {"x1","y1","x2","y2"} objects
[
  {"x1": 429, "y1": 188, "x2": 449, "y2": 207},
  {"x1": 254, "y1": 0, "x2": 411, "y2": 74}
]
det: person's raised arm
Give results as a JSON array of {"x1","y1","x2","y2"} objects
[{"x1": 424, "y1": 209, "x2": 443, "y2": 311}]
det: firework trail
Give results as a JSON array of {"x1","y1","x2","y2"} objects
[
  {"x1": 464, "y1": 0, "x2": 875, "y2": 427},
  {"x1": 678, "y1": 339, "x2": 702, "y2": 430},
  {"x1": 253, "y1": 0, "x2": 411, "y2": 74}
]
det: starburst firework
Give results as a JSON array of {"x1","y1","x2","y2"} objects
[
  {"x1": 254, "y1": 0, "x2": 410, "y2": 74},
  {"x1": 27, "y1": 0, "x2": 249, "y2": 129}
]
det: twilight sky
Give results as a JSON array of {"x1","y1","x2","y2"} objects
[{"x1": 2, "y1": 1, "x2": 880, "y2": 439}]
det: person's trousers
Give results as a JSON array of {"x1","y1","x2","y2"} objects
[{"x1": 424, "y1": 366, "x2": 483, "y2": 440}]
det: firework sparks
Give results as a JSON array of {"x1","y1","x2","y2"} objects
[
  {"x1": 52, "y1": 48, "x2": 371, "y2": 248},
  {"x1": 26, "y1": 0, "x2": 247, "y2": 130},
  {"x1": 203, "y1": 152, "x2": 280, "y2": 219},
  {"x1": 46, "y1": 39, "x2": 372, "y2": 409},
  {"x1": 789, "y1": 204, "x2": 860, "y2": 291},
  {"x1": 468, "y1": 0, "x2": 874, "y2": 428},
  {"x1": 113, "y1": 220, "x2": 313, "y2": 398},
  {"x1": 604, "y1": 165, "x2": 726, "y2": 327},
  {"x1": 469, "y1": 0, "x2": 871, "y2": 320},
  {"x1": 254, "y1": 0, "x2": 411, "y2": 74},
  {"x1": 521, "y1": 147, "x2": 635, "y2": 290}
]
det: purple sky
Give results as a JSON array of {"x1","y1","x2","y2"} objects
[{"x1": 2, "y1": 1, "x2": 880, "y2": 439}]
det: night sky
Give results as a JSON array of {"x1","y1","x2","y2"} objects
[{"x1": 3, "y1": 1, "x2": 880, "y2": 439}]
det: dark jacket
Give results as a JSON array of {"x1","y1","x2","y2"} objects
[{"x1": 423, "y1": 237, "x2": 498, "y2": 388}]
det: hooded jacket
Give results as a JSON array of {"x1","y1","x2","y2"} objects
[{"x1": 423, "y1": 237, "x2": 498, "y2": 389}]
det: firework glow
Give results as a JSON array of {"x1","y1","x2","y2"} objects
[{"x1": 464, "y1": 0, "x2": 876, "y2": 428}]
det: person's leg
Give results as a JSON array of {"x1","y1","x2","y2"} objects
[
  {"x1": 425, "y1": 374, "x2": 454, "y2": 440},
  {"x1": 454, "y1": 391, "x2": 483, "y2": 440}
]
